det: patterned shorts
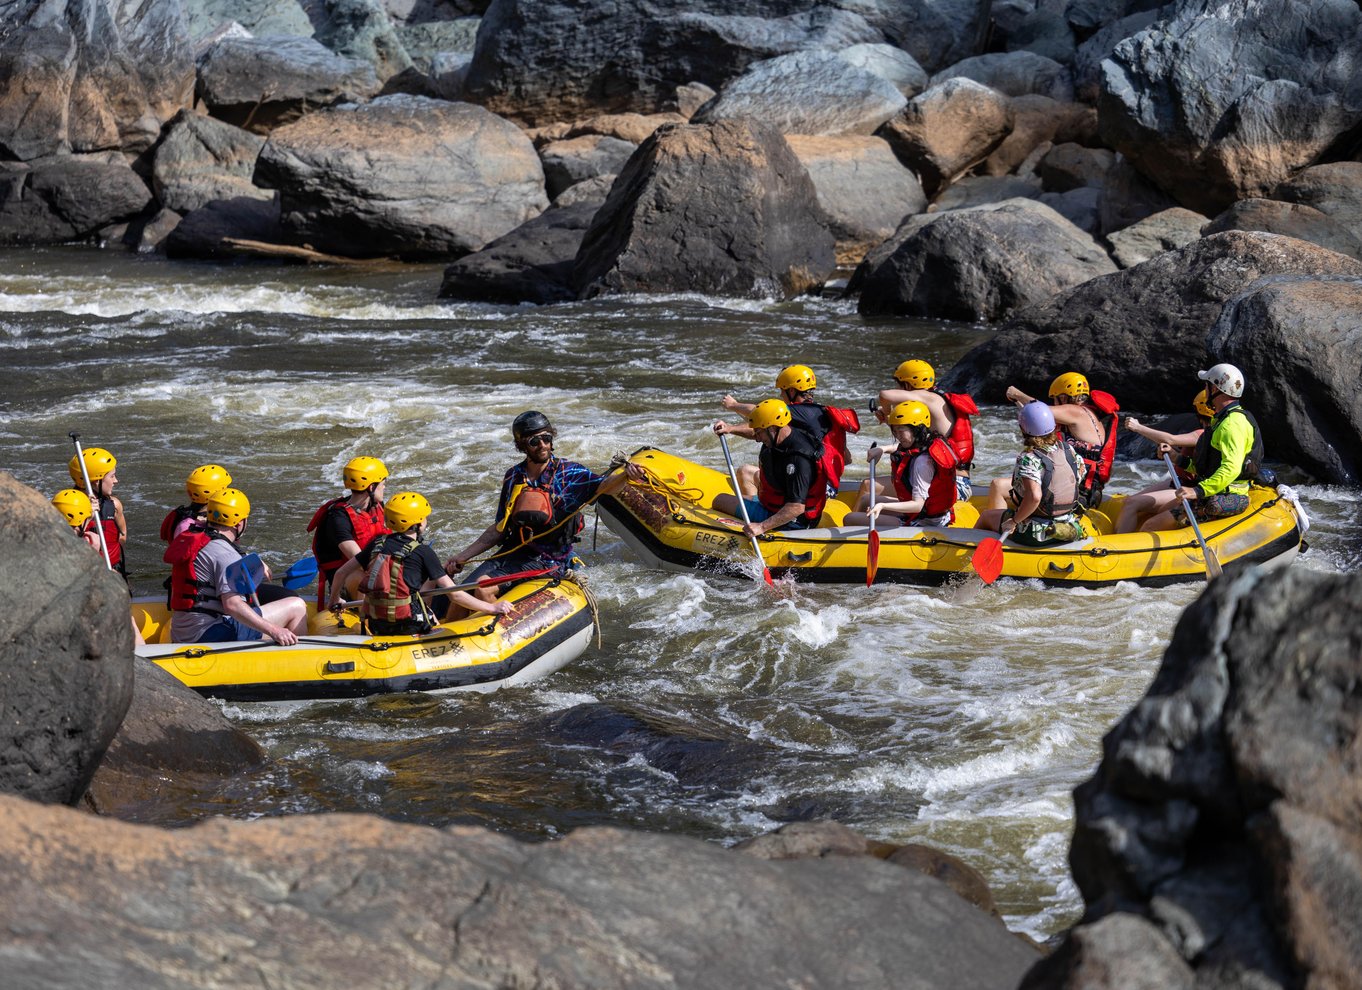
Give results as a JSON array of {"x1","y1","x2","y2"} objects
[{"x1": 1173, "y1": 491, "x2": 1249, "y2": 524}]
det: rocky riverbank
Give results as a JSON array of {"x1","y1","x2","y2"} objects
[{"x1": 3, "y1": 0, "x2": 1361, "y2": 480}]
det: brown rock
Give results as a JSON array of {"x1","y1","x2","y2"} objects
[
  {"x1": 566, "y1": 112, "x2": 689, "y2": 145},
  {"x1": 1202, "y1": 198, "x2": 1362, "y2": 261},
  {"x1": 879, "y1": 78, "x2": 1015, "y2": 198},
  {"x1": 888, "y1": 844, "x2": 997, "y2": 915}
]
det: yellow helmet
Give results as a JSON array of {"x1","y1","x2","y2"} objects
[
  {"x1": 748, "y1": 399, "x2": 792, "y2": 430},
  {"x1": 775, "y1": 364, "x2": 817, "y2": 392},
  {"x1": 887, "y1": 400, "x2": 931, "y2": 429},
  {"x1": 343, "y1": 456, "x2": 389, "y2": 491},
  {"x1": 893, "y1": 360, "x2": 935, "y2": 389},
  {"x1": 384, "y1": 491, "x2": 431, "y2": 532},
  {"x1": 186, "y1": 464, "x2": 232, "y2": 503},
  {"x1": 51, "y1": 488, "x2": 92, "y2": 527},
  {"x1": 68, "y1": 447, "x2": 116, "y2": 484},
  {"x1": 205, "y1": 488, "x2": 251, "y2": 526},
  {"x1": 1049, "y1": 372, "x2": 1090, "y2": 399},
  {"x1": 1193, "y1": 388, "x2": 1214, "y2": 419}
]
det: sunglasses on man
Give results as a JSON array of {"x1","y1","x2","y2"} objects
[{"x1": 525, "y1": 433, "x2": 554, "y2": 447}]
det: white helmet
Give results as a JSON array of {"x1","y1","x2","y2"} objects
[{"x1": 1197, "y1": 362, "x2": 1245, "y2": 398}]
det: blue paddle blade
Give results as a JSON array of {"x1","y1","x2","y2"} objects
[
  {"x1": 225, "y1": 553, "x2": 265, "y2": 599},
  {"x1": 280, "y1": 555, "x2": 318, "y2": 590}
]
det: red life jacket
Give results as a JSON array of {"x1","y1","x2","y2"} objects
[
  {"x1": 359, "y1": 534, "x2": 431, "y2": 631},
  {"x1": 932, "y1": 388, "x2": 978, "y2": 469},
  {"x1": 164, "y1": 526, "x2": 232, "y2": 612},
  {"x1": 891, "y1": 438, "x2": 959, "y2": 522},
  {"x1": 95, "y1": 494, "x2": 123, "y2": 569},
  {"x1": 817, "y1": 404, "x2": 860, "y2": 491},
  {"x1": 159, "y1": 504, "x2": 200, "y2": 542},
  {"x1": 308, "y1": 497, "x2": 390, "y2": 601},
  {"x1": 757, "y1": 429, "x2": 829, "y2": 525},
  {"x1": 1063, "y1": 390, "x2": 1120, "y2": 498}
]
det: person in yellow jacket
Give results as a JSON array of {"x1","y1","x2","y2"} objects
[{"x1": 1138, "y1": 363, "x2": 1262, "y2": 533}]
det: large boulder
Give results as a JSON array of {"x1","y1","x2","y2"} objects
[
  {"x1": 439, "y1": 198, "x2": 604, "y2": 304},
  {"x1": 152, "y1": 111, "x2": 271, "y2": 215},
  {"x1": 462, "y1": 0, "x2": 885, "y2": 126},
  {"x1": 693, "y1": 50, "x2": 908, "y2": 137},
  {"x1": 1104, "y1": 206, "x2": 1207, "y2": 269},
  {"x1": 941, "y1": 231, "x2": 1362, "y2": 408},
  {"x1": 1071, "y1": 8, "x2": 1160, "y2": 103},
  {"x1": 1207, "y1": 275, "x2": 1362, "y2": 484},
  {"x1": 836, "y1": 43, "x2": 928, "y2": 99},
  {"x1": 572, "y1": 119, "x2": 835, "y2": 299},
  {"x1": 255, "y1": 95, "x2": 548, "y2": 258},
  {"x1": 930, "y1": 51, "x2": 1074, "y2": 101},
  {"x1": 1025, "y1": 567, "x2": 1362, "y2": 989},
  {"x1": 1271, "y1": 161, "x2": 1362, "y2": 234},
  {"x1": 0, "y1": 473, "x2": 133, "y2": 806},
  {"x1": 1099, "y1": 0, "x2": 1362, "y2": 216},
  {"x1": 196, "y1": 35, "x2": 383, "y2": 133},
  {"x1": 0, "y1": 156, "x2": 153, "y2": 246},
  {"x1": 856, "y1": 199, "x2": 1116, "y2": 321},
  {"x1": 84, "y1": 658, "x2": 268, "y2": 821},
  {"x1": 785, "y1": 134, "x2": 927, "y2": 265},
  {"x1": 878, "y1": 78, "x2": 1014, "y2": 197},
  {"x1": 0, "y1": 0, "x2": 195, "y2": 160},
  {"x1": 539, "y1": 135, "x2": 636, "y2": 200},
  {"x1": 979, "y1": 95, "x2": 1095, "y2": 177},
  {"x1": 1201, "y1": 198, "x2": 1362, "y2": 262},
  {"x1": 179, "y1": 0, "x2": 314, "y2": 39},
  {"x1": 0, "y1": 797, "x2": 1041, "y2": 988},
  {"x1": 163, "y1": 195, "x2": 284, "y2": 259},
  {"x1": 311, "y1": 0, "x2": 414, "y2": 81}
]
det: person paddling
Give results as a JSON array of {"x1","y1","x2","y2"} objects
[
  {"x1": 873, "y1": 360, "x2": 977, "y2": 500},
  {"x1": 329, "y1": 492, "x2": 508, "y2": 634},
  {"x1": 1115, "y1": 389, "x2": 1214, "y2": 533},
  {"x1": 978, "y1": 402, "x2": 1086, "y2": 546},
  {"x1": 160, "y1": 464, "x2": 232, "y2": 542},
  {"x1": 69, "y1": 446, "x2": 127, "y2": 579},
  {"x1": 845, "y1": 400, "x2": 958, "y2": 529},
  {"x1": 307, "y1": 456, "x2": 391, "y2": 608},
  {"x1": 1005, "y1": 372, "x2": 1119, "y2": 508},
  {"x1": 165, "y1": 488, "x2": 308, "y2": 645},
  {"x1": 713, "y1": 399, "x2": 828, "y2": 535}
]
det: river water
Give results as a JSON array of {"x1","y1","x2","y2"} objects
[{"x1": 4, "y1": 246, "x2": 1359, "y2": 940}]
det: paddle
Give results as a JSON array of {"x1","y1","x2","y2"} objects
[
  {"x1": 68, "y1": 432, "x2": 113, "y2": 570},
  {"x1": 866, "y1": 442, "x2": 879, "y2": 586},
  {"x1": 971, "y1": 537, "x2": 1005, "y2": 585},
  {"x1": 1162, "y1": 453, "x2": 1222, "y2": 581},
  {"x1": 718, "y1": 432, "x2": 775, "y2": 587},
  {"x1": 331, "y1": 567, "x2": 556, "y2": 610},
  {"x1": 280, "y1": 555, "x2": 318, "y2": 590}
]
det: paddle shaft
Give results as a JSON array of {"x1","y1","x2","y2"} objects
[
  {"x1": 331, "y1": 567, "x2": 555, "y2": 610},
  {"x1": 718, "y1": 432, "x2": 772, "y2": 585},
  {"x1": 68, "y1": 432, "x2": 113, "y2": 570},
  {"x1": 866, "y1": 443, "x2": 880, "y2": 586},
  {"x1": 1163, "y1": 453, "x2": 1222, "y2": 579}
]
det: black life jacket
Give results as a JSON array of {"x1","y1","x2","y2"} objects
[
  {"x1": 757, "y1": 426, "x2": 829, "y2": 524},
  {"x1": 359, "y1": 533, "x2": 433, "y2": 633},
  {"x1": 890, "y1": 437, "x2": 958, "y2": 522},
  {"x1": 1191, "y1": 402, "x2": 1263, "y2": 487},
  {"x1": 164, "y1": 526, "x2": 234, "y2": 612}
]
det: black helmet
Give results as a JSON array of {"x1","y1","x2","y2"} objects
[{"x1": 512, "y1": 410, "x2": 555, "y2": 441}]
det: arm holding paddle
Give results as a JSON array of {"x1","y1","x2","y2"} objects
[
  {"x1": 998, "y1": 477, "x2": 1042, "y2": 541},
  {"x1": 328, "y1": 556, "x2": 512, "y2": 615}
]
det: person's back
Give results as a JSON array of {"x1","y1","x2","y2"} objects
[
  {"x1": 161, "y1": 464, "x2": 232, "y2": 543},
  {"x1": 308, "y1": 456, "x2": 390, "y2": 606}
]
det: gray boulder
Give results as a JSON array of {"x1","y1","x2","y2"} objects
[
  {"x1": 1027, "y1": 566, "x2": 1362, "y2": 988},
  {"x1": 312, "y1": 0, "x2": 414, "y2": 80},
  {"x1": 694, "y1": 50, "x2": 908, "y2": 137},
  {"x1": 1104, "y1": 206, "x2": 1206, "y2": 268},
  {"x1": 0, "y1": 795, "x2": 1040, "y2": 989},
  {"x1": 836, "y1": 43, "x2": 928, "y2": 99},
  {"x1": 1063, "y1": 0, "x2": 1165, "y2": 38},
  {"x1": 255, "y1": 95, "x2": 548, "y2": 258},
  {"x1": 1039, "y1": 142, "x2": 1114, "y2": 192},
  {"x1": 1099, "y1": 0, "x2": 1362, "y2": 215},
  {"x1": 930, "y1": 50, "x2": 1074, "y2": 101},
  {"x1": 1071, "y1": 8, "x2": 1160, "y2": 103},
  {"x1": 573, "y1": 119, "x2": 835, "y2": 300},
  {"x1": 1207, "y1": 275, "x2": 1362, "y2": 483},
  {"x1": 785, "y1": 134, "x2": 927, "y2": 264},
  {"x1": 164, "y1": 195, "x2": 284, "y2": 259},
  {"x1": 196, "y1": 35, "x2": 382, "y2": 132},
  {"x1": 1202, "y1": 198, "x2": 1362, "y2": 262},
  {"x1": 878, "y1": 78, "x2": 1014, "y2": 197},
  {"x1": 396, "y1": 16, "x2": 481, "y2": 72},
  {"x1": 1271, "y1": 161, "x2": 1362, "y2": 234},
  {"x1": 856, "y1": 199, "x2": 1115, "y2": 320},
  {"x1": 84, "y1": 658, "x2": 268, "y2": 822},
  {"x1": 931, "y1": 174, "x2": 1043, "y2": 211},
  {"x1": 0, "y1": 473, "x2": 133, "y2": 806},
  {"x1": 152, "y1": 111, "x2": 271, "y2": 215},
  {"x1": 439, "y1": 198, "x2": 604, "y2": 304},
  {"x1": 1039, "y1": 186, "x2": 1101, "y2": 235},
  {"x1": 1098, "y1": 154, "x2": 1178, "y2": 236},
  {"x1": 880, "y1": 0, "x2": 993, "y2": 73},
  {"x1": 940, "y1": 230, "x2": 1362, "y2": 407},
  {"x1": 0, "y1": 0, "x2": 195, "y2": 160},
  {"x1": 0, "y1": 156, "x2": 153, "y2": 246},
  {"x1": 462, "y1": 0, "x2": 885, "y2": 126},
  {"x1": 180, "y1": 0, "x2": 314, "y2": 39},
  {"x1": 1003, "y1": 9, "x2": 1075, "y2": 65},
  {"x1": 540, "y1": 135, "x2": 637, "y2": 200}
]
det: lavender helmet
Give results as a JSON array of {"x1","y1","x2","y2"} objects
[{"x1": 1019, "y1": 401, "x2": 1056, "y2": 437}]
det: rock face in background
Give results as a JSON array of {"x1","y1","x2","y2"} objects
[
  {"x1": 1271, "y1": 162, "x2": 1362, "y2": 233},
  {"x1": 539, "y1": 134, "x2": 635, "y2": 200},
  {"x1": 573, "y1": 119, "x2": 835, "y2": 299},
  {"x1": 1099, "y1": 0, "x2": 1362, "y2": 216},
  {"x1": 878, "y1": 78, "x2": 1013, "y2": 197},
  {"x1": 255, "y1": 95, "x2": 547, "y2": 258},
  {"x1": 0, "y1": 157, "x2": 154, "y2": 245},
  {"x1": 84, "y1": 658, "x2": 269, "y2": 822},
  {"x1": 930, "y1": 50, "x2": 1073, "y2": 101},
  {"x1": 0, "y1": 0, "x2": 195, "y2": 160},
  {"x1": 152, "y1": 111, "x2": 270, "y2": 214},
  {"x1": 164, "y1": 195, "x2": 283, "y2": 258},
  {"x1": 1023, "y1": 567, "x2": 1362, "y2": 989},
  {"x1": 857, "y1": 199, "x2": 1115, "y2": 321},
  {"x1": 0, "y1": 797, "x2": 1040, "y2": 989},
  {"x1": 1202, "y1": 199, "x2": 1362, "y2": 261},
  {"x1": 0, "y1": 474, "x2": 133, "y2": 806},
  {"x1": 941, "y1": 231, "x2": 1362, "y2": 408},
  {"x1": 1105, "y1": 206, "x2": 1207, "y2": 269},
  {"x1": 180, "y1": 0, "x2": 315, "y2": 39},
  {"x1": 1207, "y1": 275, "x2": 1362, "y2": 484}
]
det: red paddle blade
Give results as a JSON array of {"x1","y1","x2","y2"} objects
[
  {"x1": 971, "y1": 538, "x2": 1005, "y2": 585},
  {"x1": 866, "y1": 530, "x2": 880, "y2": 586},
  {"x1": 762, "y1": 567, "x2": 775, "y2": 587}
]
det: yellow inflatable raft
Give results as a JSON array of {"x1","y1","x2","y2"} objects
[
  {"x1": 599, "y1": 448, "x2": 1307, "y2": 587},
  {"x1": 132, "y1": 576, "x2": 597, "y2": 702}
]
